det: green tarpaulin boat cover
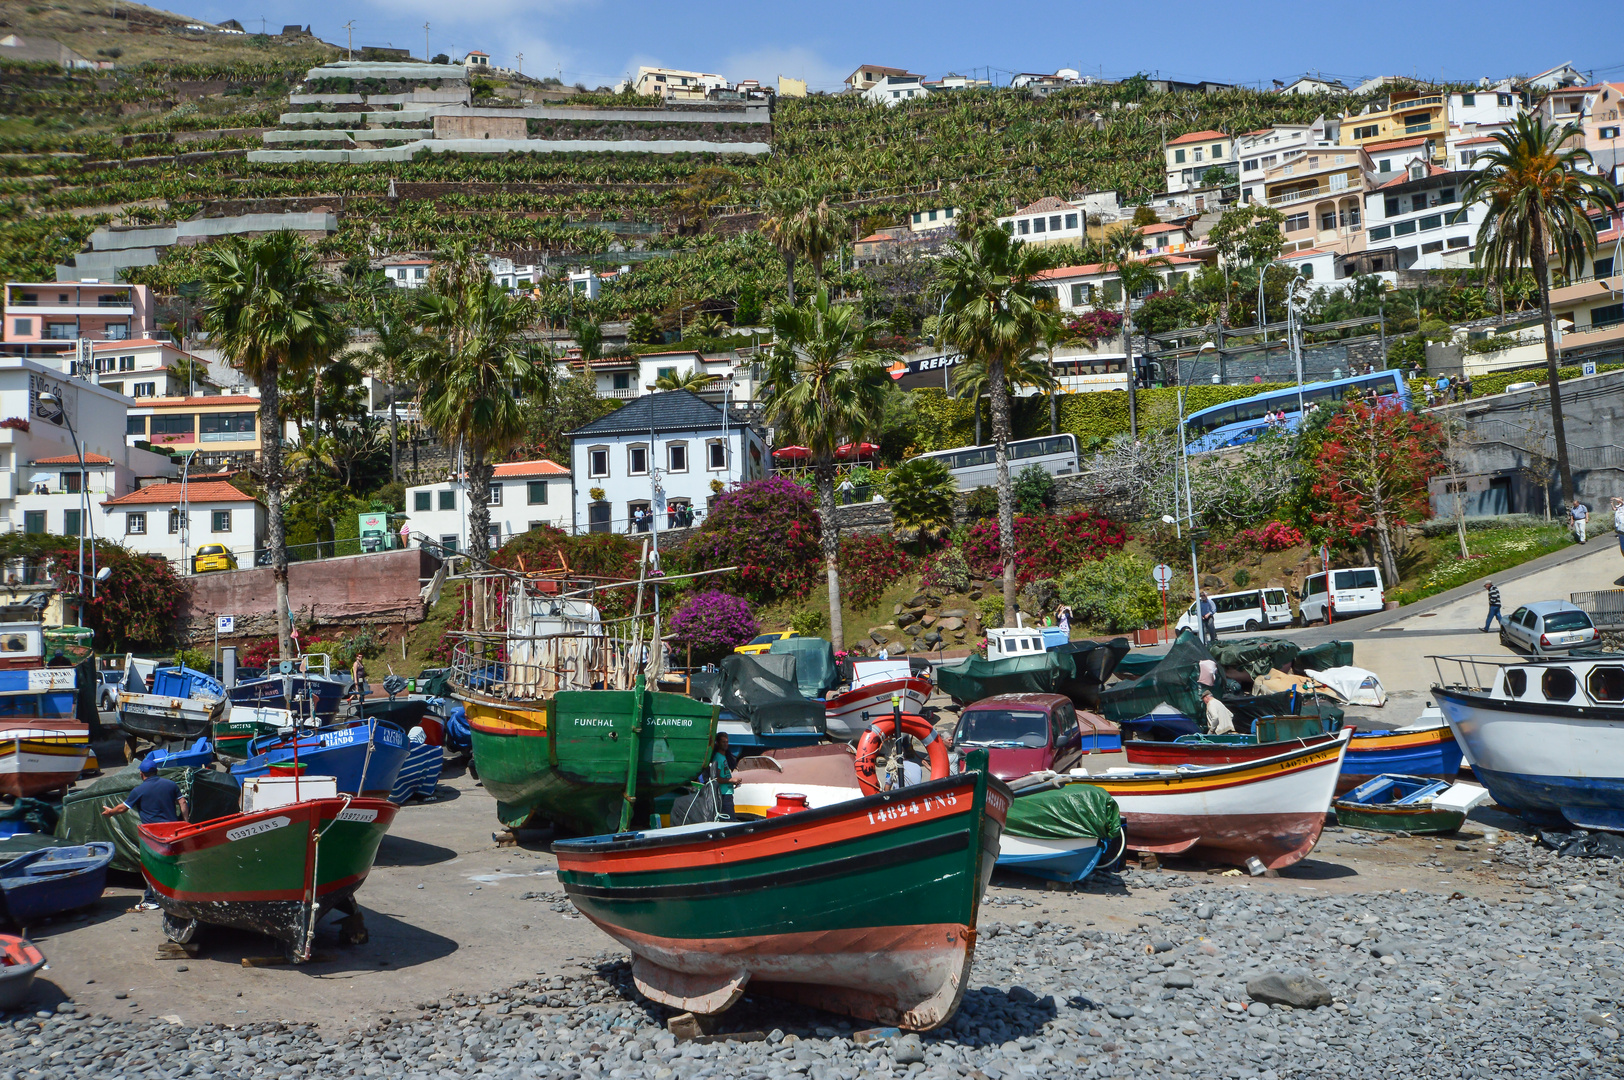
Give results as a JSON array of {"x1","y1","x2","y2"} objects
[
  {"x1": 56, "y1": 764, "x2": 242, "y2": 873},
  {"x1": 1112, "y1": 649, "x2": 1167, "y2": 681},
  {"x1": 769, "y1": 637, "x2": 838, "y2": 700},
  {"x1": 1296, "y1": 639, "x2": 1354, "y2": 672},
  {"x1": 1225, "y1": 690, "x2": 1344, "y2": 732},
  {"x1": 1209, "y1": 638, "x2": 1303, "y2": 678},
  {"x1": 1099, "y1": 630, "x2": 1212, "y2": 723},
  {"x1": 1005, "y1": 782, "x2": 1121, "y2": 842},
  {"x1": 0, "y1": 796, "x2": 58, "y2": 836},
  {"x1": 936, "y1": 650, "x2": 1075, "y2": 704}
]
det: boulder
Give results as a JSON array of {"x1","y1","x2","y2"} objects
[
  {"x1": 1201, "y1": 575, "x2": 1225, "y2": 590},
  {"x1": 939, "y1": 616, "x2": 965, "y2": 632},
  {"x1": 924, "y1": 630, "x2": 943, "y2": 645},
  {"x1": 921, "y1": 614, "x2": 938, "y2": 627},
  {"x1": 1245, "y1": 972, "x2": 1333, "y2": 1010},
  {"x1": 869, "y1": 631, "x2": 889, "y2": 646},
  {"x1": 939, "y1": 608, "x2": 968, "y2": 619},
  {"x1": 896, "y1": 611, "x2": 918, "y2": 628},
  {"x1": 907, "y1": 594, "x2": 930, "y2": 607}
]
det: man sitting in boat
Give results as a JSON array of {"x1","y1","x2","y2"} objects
[
  {"x1": 1199, "y1": 690, "x2": 1236, "y2": 736},
  {"x1": 100, "y1": 755, "x2": 187, "y2": 911}
]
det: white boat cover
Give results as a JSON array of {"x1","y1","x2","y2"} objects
[{"x1": 1306, "y1": 666, "x2": 1387, "y2": 706}]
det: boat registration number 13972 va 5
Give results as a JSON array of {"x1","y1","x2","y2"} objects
[
  {"x1": 867, "y1": 792, "x2": 960, "y2": 825},
  {"x1": 226, "y1": 816, "x2": 290, "y2": 842}
]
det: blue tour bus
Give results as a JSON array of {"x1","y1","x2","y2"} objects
[{"x1": 1184, "y1": 370, "x2": 1411, "y2": 453}]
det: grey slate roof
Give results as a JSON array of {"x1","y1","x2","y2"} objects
[{"x1": 567, "y1": 390, "x2": 745, "y2": 439}]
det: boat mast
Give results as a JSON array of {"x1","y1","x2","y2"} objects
[{"x1": 619, "y1": 539, "x2": 652, "y2": 832}]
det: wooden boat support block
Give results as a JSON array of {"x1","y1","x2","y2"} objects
[
  {"x1": 691, "y1": 1031, "x2": 767, "y2": 1046},
  {"x1": 155, "y1": 941, "x2": 200, "y2": 959},
  {"x1": 666, "y1": 1011, "x2": 720, "y2": 1040}
]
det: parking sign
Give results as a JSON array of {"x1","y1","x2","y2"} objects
[{"x1": 216, "y1": 615, "x2": 235, "y2": 634}]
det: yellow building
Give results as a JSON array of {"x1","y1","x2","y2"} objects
[{"x1": 1340, "y1": 88, "x2": 1447, "y2": 162}]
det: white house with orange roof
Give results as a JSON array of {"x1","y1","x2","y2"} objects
[
  {"x1": 463, "y1": 50, "x2": 490, "y2": 69},
  {"x1": 1165, "y1": 130, "x2": 1235, "y2": 193},
  {"x1": 403, "y1": 459, "x2": 571, "y2": 553},
  {"x1": 1360, "y1": 156, "x2": 1489, "y2": 273},
  {"x1": 76, "y1": 338, "x2": 219, "y2": 399},
  {"x1": 381, "y1": 255, "x2": 434, "y2": 289},
  {"x1": 1030, "y1": 255, "x2": 1204, "y2": 313},
  {"x1": 998, "y1": 197, "x2": 1088, "y2": 245},
  {"x1": 101, "y1": 477, "x2": 265, "y2": 568}
]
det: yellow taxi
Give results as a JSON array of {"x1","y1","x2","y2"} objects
[
  {"x1": 733, "y1": 631, "x2": 799, "y2": 655},
  {"x1": 192, "y1": 544, "x2": 239, "y2": 573}
]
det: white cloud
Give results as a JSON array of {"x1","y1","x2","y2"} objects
[{"x1": 717, "y1": 45, "x2": 846, "y2": 92}]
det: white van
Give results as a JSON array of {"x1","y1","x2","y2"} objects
[
  {"x1": 1298, "y1": 567, "x2": 1385, "y2": 624},
  {"x1": 1176, "y1": 588, "x2": 1294, "y2": 636}
]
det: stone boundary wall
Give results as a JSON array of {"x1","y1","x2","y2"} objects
[{"x1": 248, "y1": 138, "x2": 771, "y2": 163}]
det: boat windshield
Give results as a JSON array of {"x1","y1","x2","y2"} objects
[{"x1": 956, "y1": 709, "x2": 1048, "y2": 747}]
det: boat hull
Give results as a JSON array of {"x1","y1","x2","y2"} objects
[
  {"x1": 1340, "y1": 724, "x2": 1464, "y2": 793},
  {"x1": 555, "y1": 769, "x2": 1009, "y2": 1030},
  {"x1": 213, "y1": 706, "x2": 291, "y2": 761},
  {"x1": 1075, "y1": 731, "x2": 1349, "y2": 869},
  {"x1": 231, "y1": 719, "x2": 410, "y2": 799},
  {"x1": 824, "y1": 677, "x2": 933, "y2": 742},
  {"x1": 468, "y1": 688, "x2": 718, "y2": 835},
  {"x1": 0, "y1": 843, "x2": 114, "y2": 922},
  {"x1": 138, "y1": 797, "x2": 398, "y2": 955},
  {"x1": 0, "y1": 732, "x2": 89, "y2": 797},
  {"x1": 1124, "y1": 734, "x2": 1336, "y2": 768},
  {"x1": 1333, "y1": 803, "x2": 1464, "y2": 834},
  {"x1": 0, "y1": 935, "x2": 45, "y2": 1011},
  {"x1": 388, "y1": 741, "x2": 444, "y2": 803},
  {"x1": 228, "y1": 676, "x2": 345, "y2": 721},
  {"x1": 117, "y1": 694, "x2": 222, "y2": 743},
  {"x1": 996, "y1": 833, "x2": 1103, "y2": 884},
  {"x1": 1436, "y1": 688, "x2": 1624, "y2": 831}
]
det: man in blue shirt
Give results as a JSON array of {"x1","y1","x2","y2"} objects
[{"x1": 102, "y1": 755, "x2": 187, "y2": 911}]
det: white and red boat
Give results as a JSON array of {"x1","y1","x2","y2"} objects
[
  {"x1": 824, "y1": 660, "x2": 932, "y2": 742},
  {"x1": 0, "y1": 724, "x2": 91, "y2": 798},
  {"x1": 1067, "y1": 729, "x2": 1350, "y2": 870}
]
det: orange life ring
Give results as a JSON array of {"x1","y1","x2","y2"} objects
[{"x1": 854, "y1": 713, "x2": 951, "y2": 797}]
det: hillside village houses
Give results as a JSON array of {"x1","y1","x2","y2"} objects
[{"x1": 403, "y1": 460, "x2": 570, "y2": 553}]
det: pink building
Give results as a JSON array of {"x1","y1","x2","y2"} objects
[{"x1": 3, "y1": 281, "x2": 155, "y2": 349}]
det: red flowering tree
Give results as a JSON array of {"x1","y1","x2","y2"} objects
[
  {"x1": 0, "y1": 537, "x2": 187, "y2": 651},
  {"x1": 961, "y1": 509, "x2": 1129, "y2": 585},
  {"x1": 1310, "y1": 400, "x2": 1445, "y2": 585},
  {"x1": 670, "y1": 477, "x2": 823, "y2": 604},
  {"x1": 838, "y1": 534, "x2": 916, "y2": 612}
]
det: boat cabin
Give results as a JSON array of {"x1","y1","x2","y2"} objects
[
  {"x1": 1496, "y1": 659, "x2": 1624, "y2": 708},
  {"x1": 984, "y1": 627, "x2": 1049, "y2": 660}
]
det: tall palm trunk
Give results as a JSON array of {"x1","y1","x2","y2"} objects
[
  {"x1": 1530, "y1": 223, "x2": 1576, "y2": 504},
  {"x1": 1122, "y1": 297, "x2": 1138, "y2": 439},
  {"x1": 388, "y1": 398, "x2": 398, "y2": 483},
  {"x1": 988, "y1": 359, "x2": 1018, "y2": 625},
  {"x1": 261, "y1": 364, "x2": 292, "y2": 659},
  {"x1": 783, "y1": 252, "x2": 797, "y2": 306},
  {"x1": 815, "y1": 463, "x2": 845, "y2": 653},
  {"x1": 467, "y1": 446, "x2": 495, "y2": 634}
]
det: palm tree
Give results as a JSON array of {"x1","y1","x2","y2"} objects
[
  {"x1": 1462, "y1": 113, "x2": 1618, "y2": 504},
  {"x1": 937, "y1": 225, "x2": 1060, "y2": 625},
  {"x1": 410, "y1": 247, "x2": 553, "y2": 572},
  {"x1": 569, "y1": 314, "x2": 605, "y2": 362},
  {"x1": 763, "y1": 290, "x2": 890, "y2": 651},
  {"x1": 364, "y1": 295, "x2": 421, "y2": 484},
  {"x1": 1100, "y1": 227, "x2": 1172, "y2": 440},
  {"x1": 201, "y1": 231, "x2": 343, "y2": 660},
  {"x1": 761, "y1": 186, "x2": 809, "y2": 305},
  {"x1": 799, "y1": 193, "x2": 847, "y2": 284},
  {"x1": 651, "y1": 369, "x2": 721, "y2": 393},
  {"x1": 950, "y1": 349, "x2": 1056, "y2": 445}
]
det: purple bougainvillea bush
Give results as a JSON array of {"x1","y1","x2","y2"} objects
[
  {"x1": 669, "y1": 590, "x2": 759, "y2": 663},
  {"x1": 670, "y1": 476, "x2": 823, "y2": 603}
]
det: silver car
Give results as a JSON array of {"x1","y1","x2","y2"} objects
[{"x1": 1500, "y1": 600, "x2": 1598, "y2": 655}]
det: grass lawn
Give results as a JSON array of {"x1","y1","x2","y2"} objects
[{"x1": 1388, "y1": 522, "x2": 1574, "y2": 607}]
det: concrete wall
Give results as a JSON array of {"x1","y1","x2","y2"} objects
[
  {"x1": 433, "y1": 114, "x2": 527, "y2": 140},
  {"x1": 180, "y1": 547, "x2": 442, "y2": 638},
  {"x1": 248, "y1": 138, "x2": 771, "y2": 163},
  {"x1": 86, "y1": 212, "x2": 338, "y2": 251}
]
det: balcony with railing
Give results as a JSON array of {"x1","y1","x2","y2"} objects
[{"x1": 1549, "y1": 273, "x2": 1624, "y2": 307}]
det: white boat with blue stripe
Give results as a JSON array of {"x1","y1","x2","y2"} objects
[{"x1": 1431, "y1": 654, "x2": 1624, "y2": 831}]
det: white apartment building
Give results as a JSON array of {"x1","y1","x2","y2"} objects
[
  {"x1": 1000, "y1": 197, "x2": 1088, "y2": 244},
  {"x1": 488, "y1": 256, "x2": 544, "y2": 292},
  {"x1": 863, "y1": 75, "x2": 929, "y2": 107},
  {"x1": 568, "y1": 391, "x2": 766, "y2": 536},
  {"x1": 76, "y1": 338, "x2": 218, "y2": 399},
  {"x1": 1361, "y1": 161, "x2": 1489, "y2": 272},
  {"x1": 1235, "y1": 119, "x2": 1336, "y2": 204},
  {"x1": 633, "y1": 67, "x2": 727, "y2": 100},
  {"x1": 403, "y1": 459, "x2": 571, "y2": 553},
  {"x1": 101, "y1": 478, "x2": 265, "y2": 568},
  {"x1": 574, "y1": 350, "x2": 750, "y2": 403},
  {"x1": 1030, "y1": 256, "x2": 1204, "y2": 313}
]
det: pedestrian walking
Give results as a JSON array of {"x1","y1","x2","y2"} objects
[
  {"x1": 101, "y1": 756, "x2": 187, "y2": 911},
  {"x1": 1571, "y1": 500, "x2": 1590, "y2": 544},
  {"x1": 1199, "y1": 591, "x2": 1218, "y2": 643},
  {"x1": 1482, "y1": 581, "x2": 1504, "y2": 633}
]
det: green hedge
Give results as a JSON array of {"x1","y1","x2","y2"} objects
[{"x1": 1408, "y1": 361, "x2": 1624, "y2": 402}]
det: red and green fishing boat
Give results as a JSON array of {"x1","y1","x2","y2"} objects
[
  {"x1": 468, "y1": 680, "x2": 717, "y2": 835},
  {"x1": 137, "y1": 795, "x2": 399, "y2": 962},
  {"x1": 554, "y1": 763, "x2": 1011, "y2": 1030}
]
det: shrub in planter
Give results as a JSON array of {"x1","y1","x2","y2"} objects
[
  {"x1": 838, "y1": 534, "x2": 914, "y2": 612},
  {"x1": 669, "y1": 590, "x2": 757, "y2": 663}
]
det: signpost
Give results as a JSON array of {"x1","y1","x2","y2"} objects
[
  {"x1": 1152, "y1": 563, "x2": 1174, "y2": 640},
  {"x1": 214, "y1": 614, "x2": 234, "y2": 672},
  {"x1": 1582, "y1": 361, "x2": 1597, "y2": 377}
]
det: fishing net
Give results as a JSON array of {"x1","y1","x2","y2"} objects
[{"x1": 1098, "y1": 630, "x2": 1213, "y2": 723}]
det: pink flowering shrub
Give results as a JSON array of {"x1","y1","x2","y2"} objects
[
  {"x1": 670, "y1": 476, "x2": 822, "y2": 603},
  {"x1": 669, "y1": 591, "x2": 758, "y2": 663}
]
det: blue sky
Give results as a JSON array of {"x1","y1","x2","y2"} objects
[{"x1": 189, "y1": 1, "x2": 1624, "y2": 94}]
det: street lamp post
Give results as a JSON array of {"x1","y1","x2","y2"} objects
[{"x1": 36, "y1": 391, "x2": 97, "y2": 625}]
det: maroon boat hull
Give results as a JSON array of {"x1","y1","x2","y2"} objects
[{"x1": 1123, "y1": 734, "x2": 1337, "y2": 768}]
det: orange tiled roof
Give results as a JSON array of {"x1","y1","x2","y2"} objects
[
  {"x1": 1168, "y1": 129, "x2": 1227, "y2": 146},
  {"x1": 1011, "y1": 196, "x2": 1073, "y2": 216},
  {"x1": 492, "y1": 460, "x2": 569, "y2": 478},
  {"x1": 103, "y1": 480, "x2": 255, "y2": 507},
  {"x1": 32, "y1": 453, "x2": 111, "y2": 465}
]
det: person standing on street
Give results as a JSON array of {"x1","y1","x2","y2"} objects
[
  {"x1": 1483, "y1": 581, "x2": 1504, "y2": 633},
  {"x1": 1613, "y1": 496, "x2": 1624, "y2": 560},
  {"x1": 1571, "y1": 500, "x2": 1589, "y2": 544},
  {"x1": 1199, "y1": 591, "x2": 1218, "y2": 643},
  {"x1": 102, "y1": 756, "x2": 187, "y2": 911}
]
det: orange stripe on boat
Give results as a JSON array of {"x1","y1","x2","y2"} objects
[{"x1": 1081, "y1": 743, "x2": 1344, "y2": 796}]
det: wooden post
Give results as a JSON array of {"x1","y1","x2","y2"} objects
[{"x1": 618, "y1": 540, "x2": 651, "y2": 832}]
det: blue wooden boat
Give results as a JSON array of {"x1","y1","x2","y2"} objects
[
  {"x1": 1333, "y1": 774, "x2": 1465, "y2": 834},
  {"x1": 995, "y1": 782, "x2": 1123, "y2": 884},
  {"x1": 0, "y1": 842, "x2": 114, "y2": 923},
  {"x1": 1117, "y1": 712, "x2": 1201, "y2": 742},
  {"x1": 389, "y1": 740, "x2": 444, "y2": 803},
  {"x1": 0, "y1": 934, "x2": 46, "y2": 1011},
  {"x1": 229, "y1": 674, "x2": 346, "y2": 722},
  {"x1": 716, "y1": 716, "x2": 827, "y2": 754},
  {"x1": 231, "y1": 718, "x2": 410, "y2": 799},
  {"x1": 1339, "y1": 712, "x2": 1465, "y2": 794},
  {"x1": 0, "y1": 668, "x2": 79, "y2": 723},
  {"x1": 118, "y1": 665, "x2": 226, "y2": 743},
  {"x1": 144, "y1": 737, "x2": 214, "y2": 770}
]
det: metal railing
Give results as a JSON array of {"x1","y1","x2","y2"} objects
[
  {"x1": 1429, "y1": 654, "x2": 1513, "y2": 693},
  {"x1": 1572, "y1": 590, "x2": 1624, "y2": 629},
  {"x1": 1468, "y1": 416, "x2": 1624, "y2": 472}
]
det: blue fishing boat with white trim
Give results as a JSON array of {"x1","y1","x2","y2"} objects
[
  {"x1": 1433, "y1": 654, "x2": 1624, "y2": 831},
  {"x1": 0, "y1": 842, "x2": 114, "y2": 923},
  {"x1": 231, "y1": 718, "x2": 410, "y2": 799},
  {"x1": 996, "y1": 780, "x2": 1123, "y2": 884},
  {"x1": 143, "y1": 737, "x2": 215, "y2": 770}
]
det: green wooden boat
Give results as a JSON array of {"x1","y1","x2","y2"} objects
[
  {"x1": 936, "y1": 650, "x2": 1074, "y2": 705},
  {"x1": 138, "y1": 795, "x2": 399, "y2": 962},
  {"x1": 1332, "y1": 774, "x2": 1465, "y2": 835},
  {"x1": 554, "y1": 758, "x2": 1011, "y2": 1030},
  {"x1": 212, "y1": 705, "x2": 291, "y2": 760},
  {"x1": 468, "y1": 678, "x2": 718, "y2": 836}
]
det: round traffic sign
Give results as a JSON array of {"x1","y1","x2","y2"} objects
[{"x1": 1152, "y1": 563, "x2": 1174, "y2": 587}]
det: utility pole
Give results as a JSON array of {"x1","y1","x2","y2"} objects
[
  {"x1": 515, "y1": 52, "x2": 523, "y2": 75},
  {"x1": 424, "y1": 22, "x2": 431, "y2": 63},
  {"x1": 342, "y1": 21, "x2": 354, "y2": 60}
]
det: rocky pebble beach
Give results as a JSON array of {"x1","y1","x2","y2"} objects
[{"x1": 7, "y1": 835, "x2": 1623, "y2": 1079}]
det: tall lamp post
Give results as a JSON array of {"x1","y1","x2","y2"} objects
[{"x1": 36, "y1": 391, "x2": 97, "y2": 626}]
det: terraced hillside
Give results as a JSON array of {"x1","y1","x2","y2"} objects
[{"x1": 1, "y1": 8, "x2": 1361, "y2": 320}]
